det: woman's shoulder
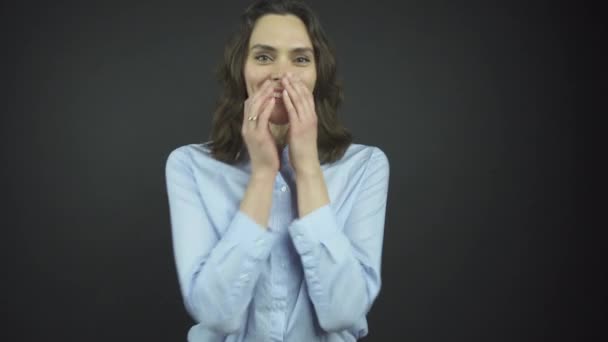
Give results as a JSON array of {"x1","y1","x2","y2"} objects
[
  {"x1": 323, "y1": 143, "x2": 389, "y2": 179},
  {"x1": 167, "y1": 141, "x2": 211, "y2": 159},
  {"x1": 165, "y1": 141, "x2": 249, "y2": 184},
  {"x1": 338, "y1": 143, "x2": 389, "y2": 167},
  {"x1": 165, "y1": 142, "x2": 217, "y2": 170}
]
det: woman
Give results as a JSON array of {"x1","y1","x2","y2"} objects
[{"x1": 165, "y1": 0, "x2": 390, "y2": 341}]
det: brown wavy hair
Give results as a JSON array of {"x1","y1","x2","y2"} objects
[{"x1": 207, "y1": 0, "x2": 352, "y2": 165}]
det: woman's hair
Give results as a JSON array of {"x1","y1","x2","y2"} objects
[{"x1": 208, "y1": 0, "x2": 352, "y2": 165}]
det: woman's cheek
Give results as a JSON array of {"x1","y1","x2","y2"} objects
[{"x1": 303, "y1": 74, "x2": 316, "y2": 92}]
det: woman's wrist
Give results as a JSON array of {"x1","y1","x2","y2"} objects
[
  {"x1": 241, "y1": 171, "x2": 275, "y2": 228},
  {"x1": 295, "y1": 166, "x2": 330, "y2": 217},
  {"x1": 251, "y1": 168, "x2": 278, "y2": 182},
  {"x1": 294, "y1": 163, "x2": 323, "y2": 179}
]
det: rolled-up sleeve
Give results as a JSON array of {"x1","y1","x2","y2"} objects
[
  {"x1": 165, "y1": 147, "x2": 279, "y2": 334},
  {"x1": 287, "y1": 147, "x2": 390, "y2": 336}
]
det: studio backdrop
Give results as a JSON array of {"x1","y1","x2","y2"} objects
[{"x1": 4, "y1": 0, "x2": 589, "y2": 341}]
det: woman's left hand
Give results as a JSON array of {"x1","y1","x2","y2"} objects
[{"x1": 281, "y1": 73, "x2": 320, "y2": 175}]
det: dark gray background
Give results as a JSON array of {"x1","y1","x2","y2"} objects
[{"x1": 3, "y1": 0, "x2": 600, "y2": 341}]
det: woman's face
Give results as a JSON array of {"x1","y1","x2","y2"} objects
[{"x1": 243, "y1": 14, "x2": 317, "y2": 125}]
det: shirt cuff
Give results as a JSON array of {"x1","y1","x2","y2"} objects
[
  {"x1": 287, "y1": 204, "x2": 344, "y2": 263},
  {"x1": 222, "y1": 210, "x2": 279, "y2": 261}
]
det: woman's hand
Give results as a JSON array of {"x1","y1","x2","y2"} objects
[
  {"x1": 281, "y1": 73, "x2": 321, "y2": 175},
  {"x1": 242, "y1": 79, "x2": 280, "y2": 177},
  {"x1": 282, "y1": 73, "x2": 330, "y2": 216}
]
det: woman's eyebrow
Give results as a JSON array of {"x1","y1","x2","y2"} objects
[
  {"x1": 291, "y1": 47, "x2": 314, "y2": 55},
  {"x1": 250, "y1": 44, "x2": 314, "y2": 54}
]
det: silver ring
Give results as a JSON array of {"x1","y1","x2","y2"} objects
[{"x1": 248, "y1": 116, "x2": 258, "y2": 121}]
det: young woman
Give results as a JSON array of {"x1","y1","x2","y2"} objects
[{"x1": 165, "y1": 0, "x2": 390, "y2": 341}]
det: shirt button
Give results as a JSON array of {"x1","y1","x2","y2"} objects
[
  {"x1": 280, "y1": 185, "x2": 288, "y2": 192},
  {"x1": 281, "y1": 261, "x2": 287, "y2": 269}
]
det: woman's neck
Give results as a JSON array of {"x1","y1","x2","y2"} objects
[{"x1": 269, "y1": 123, "x2": 289, "y2": 151}]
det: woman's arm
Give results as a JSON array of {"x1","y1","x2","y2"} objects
[
  {"x1": 289, "y1": 147, "x2": 390, "y2": 336},
  {"x1": 280, "y1": 74, "x2": 390, "y2": 336},
  {"x1": 240, "y1": 170, "x2": 275, "y2": 228},
  {"x1": 295, "y1": 165, "x2": 330, "y2": 217},
  {"x1": 165, "y1": 147, "x2": 278, "y2": 334}
]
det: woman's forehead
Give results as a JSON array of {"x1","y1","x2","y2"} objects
[{"x1": 249, "y1": 14, "x2": 312, "y2": 49}]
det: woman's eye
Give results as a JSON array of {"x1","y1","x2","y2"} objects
[
  {"x1": 295, "y1": 56, "x2": 311, "y2": 64},
  {"x1": 255, "y1": 55, "x2": 272, "y2": 63}
]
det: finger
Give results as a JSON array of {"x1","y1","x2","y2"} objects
[
  {"x1": 251, "y1": 79, "x2": 274, "y2": 108},
  {"x1": 242, "y1": 106, "x2": 257, "y2": 133},
  {"x1": 289, "y1": 75, "x2": 315, "y2": 120},
  {"x1": 282, "y1": 88, "x2": 300, "y2": 124},
  {"x1": 243, "y1": 80, "x2": 273, "y2": 133},
  {"x1": 242, "y1": 100, "x2": 253, "y2": 133},
  {"x1": 245, "y1": 79, "x2": 269, "y2": 108},
  {"x1": 282, "y1": 76, "x2": 305, "y2": 120},
  {"x1": 296, "y1": 76, "x2": 316, "y2": 115},
  {"x1": 256, "y1": 96, "x2": 275, "y2": 131},
  {"x1": 249, "y1": 82, "x2": 275, "y2": 121}
]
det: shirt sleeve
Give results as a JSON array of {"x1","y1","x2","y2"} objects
[
  {"x1": 287, "y1": 147, "x2": 390, "y2": 336},
  {"x1": 165, "y1": 147, "x2": 279, "y2": 334}
]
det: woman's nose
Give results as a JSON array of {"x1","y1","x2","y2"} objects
[{"x1": 270, "y1": 60, "x2": 293, "y2": 81}]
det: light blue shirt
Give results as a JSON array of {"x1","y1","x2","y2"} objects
[{"x1": 165, "y1": 141, "x2": 390, "y2": 342}]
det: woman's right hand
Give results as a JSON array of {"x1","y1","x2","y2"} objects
[{"x1": 241, "y1": 79, "x2": 279, "y2": 177}]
